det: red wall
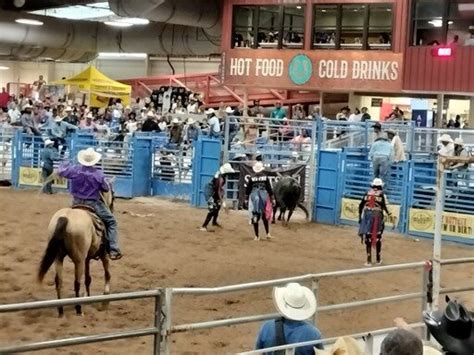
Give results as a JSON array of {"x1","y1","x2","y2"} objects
[{"x1": 403, "y1": 46, "x2": 474, "y2": 93}]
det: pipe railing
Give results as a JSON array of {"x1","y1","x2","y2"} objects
[{"x1": 1, "y1": 258, "x2": 473, "y2": 354}]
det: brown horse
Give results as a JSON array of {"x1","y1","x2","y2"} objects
[{"x1": 37, "y1": 189, "x2": 114, "y2": 316}]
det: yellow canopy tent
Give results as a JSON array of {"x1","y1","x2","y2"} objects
[{"x1": 53, "y1": 66, "x2": 131, "y2": 108}]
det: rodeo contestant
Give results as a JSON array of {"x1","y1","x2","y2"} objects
[
  {"x1": 58, "y1": 148, "x2": 122, "y2": 260},
  {"x1": 245, "y1": 161, "x2": 274, "y2": 241},
  {"x1": 40, "y1": 139, "x2": 58, "y2": 194},
  {"x1": 200, "y1": 163, "x2": 235, "y2": 232},
  {"x1": 358, "y1": 178, "x2": 391, "y2": 266}
]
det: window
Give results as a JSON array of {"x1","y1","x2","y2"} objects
[
  {"x1": 411, "y1": 0, "x2": 474, "y2": 46},
  {"x1": 313, "y1": 5, "x2": 338, "y2": 49},
  {"x1": 313, "y1": 3, "x2": 393, "y2": 50},
  {"x1": 231, "y1": 4, "x2": 305, "y2": 49}
]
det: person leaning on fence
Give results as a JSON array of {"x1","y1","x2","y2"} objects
[
  {"x1": 200, "y1": 163, "x2": 235, "y2": 232},
  {"x1": 40, "y1": 139, "x2": 58, "y2": 195},
  {"x1": 358, "y1": 178, "x2": 391, "y2": 267},
  {"x1": 369, "y1": 133, "x2": 393, "y2": 183},
  {"x1": 245, "y1": 161, "x2": 274, "y2": 241},
  {"x1": 255, "y1": 282, "x2": 323, "y2": 355},
  {"x1": 438, "y1": 134, "x2": 455, "y2": 157},
  {"x1": 449, "y1": 138, "x2": 470, "y2": 170},
  {"x1": 386, "y1": 129, "x2": 406, "y2": 163}
]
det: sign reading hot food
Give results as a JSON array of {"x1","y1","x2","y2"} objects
[{"x1": 222, "y1": 49, "x2": 403, "y2": 92}]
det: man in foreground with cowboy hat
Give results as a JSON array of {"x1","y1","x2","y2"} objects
[
  {"x1": 255, "y1": 282, "x2": 323, "y2": 354},
  {"x1": 200, "y1": 163, "x2": 235, "y2": 232},
  {"x1": 58, "y1": 148, "x2": 122, "y2": 260},
  {"x1": 40, "y1": 139, "x2": 58, "y2": 194}
]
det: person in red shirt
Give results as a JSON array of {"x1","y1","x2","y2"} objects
[{"x1": 0, "y1": 87, "x2": 10, "y2": 110}]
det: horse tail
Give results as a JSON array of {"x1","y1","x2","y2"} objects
[
  {"x1": 38, "y1": 217, "x2": 67, "y2": 283},
  {"x1": 297, "y1": 203, "x2": 309, "y2": 220}
]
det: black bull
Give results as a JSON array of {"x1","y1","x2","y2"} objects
[{"x1": 272, "y1": 176, "x2": 309, "y2": 224}]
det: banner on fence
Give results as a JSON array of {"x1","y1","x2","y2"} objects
[
  {"x1": 238, "y1": 164, "x2": 306, "y2": 208},
  {"x1": 409, "y1": 208, "x2": 474, "y2": 239},
  {"x1": 19, "y1": 167, "x2": 67, "y2": 188},
  {"x1": 340, "y1": 198, "x2": 400, "y2": 227}
]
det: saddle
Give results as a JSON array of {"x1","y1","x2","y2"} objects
[{"x1": 72, "y1": 205, "x2": 107, "y2": 259}]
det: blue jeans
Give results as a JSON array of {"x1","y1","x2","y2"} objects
[
  {"x1": 372, "y1": 156, "x2": 390, "y2": 184},
  {"x1": 73, "y1": 198, "x2": 120, "y2": 252}
]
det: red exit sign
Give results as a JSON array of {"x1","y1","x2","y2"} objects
[{"x1": 432, "y1": 47, "x2": 454, "y2": 57}]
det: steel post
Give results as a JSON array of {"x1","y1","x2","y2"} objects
[
  {"x1": 311, "y1": 278, "x2": 319, "y2": 327},
  {"x1": 432, "y1": 163, "x2": 446, "y2": 310},
  {"x1": 153, "y1": 292, "x2": 162, "y2": 355}
]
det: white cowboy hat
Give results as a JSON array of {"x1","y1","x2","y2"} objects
[
  {"x1": 316, "y1": 337, "x2": 364, "y2": 355},
  {"x1": 54, "y1": 115, "x2": 64, "y2": 122},
  {"x1": 23, "y1": 104, "x2": 32, "y2": 109},
  {"x1": 86, "y1": 112, "x2": 94, "y2": 119},
  {"x1": 386, "y1": 128, "x2": 396, "y2": 135},
  {"x1": 454, "y1": 137, "x2": 464, "y2": 146},
  {"x1": 219, "y1": 163, "x2": 235, "y2": 175},
  {"x1": 172, "y1": 117, "x2": 180, "y2": 124},
  {"x1": 44, "y1": 139, "x2": 54, "y2": 146},
  {"x1": 64, "y1": 106, "x2": 73, "y2": 112},
  {"x1": 205, "y1": 108, "x2": 215, "y2": 115},
  {"x1": 273, "y1": 283, "x2": 317, "y2": 321},
  {"x1": 146, "y1": 111, "x2": 155, "y2": 118},
  {"x1": 252, "y1": 161, "x2": 265, "y2": 173},
  {"x1": 187, "y1": 118, "x2": 195, "y2": 125},
  {"x1": 372, "y1": 178, "x2": 384, "y2": 187},
  {"x1": 77, "y1": 148, "x2": 102, "y2": 167},
  {"x1": 439, "y1": 134, "x2": 453, "y2": 143},
  {"x1": 225, "y1": 106, "x2": 233, "y2": 114}
]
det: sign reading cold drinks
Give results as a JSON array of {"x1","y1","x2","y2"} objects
[{"x1": 222, "y1": 49, "x2": 404, "y2": 92}]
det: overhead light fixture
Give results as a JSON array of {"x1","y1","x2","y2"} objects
[
  {"x1": 321, "y1": 9, "x2": 327, "y2": 13},
  {"x1": 117, "y1": 17, "x2": 149, "y2": 25},
  {"x1": 13, "y1": 0, "x2": 26, "y2": 8},
  {"x1": 15, "y1": 18, "x2": 44, "y2": 26},
  {"x1": 429, "y1": 19, "x2": 442, "y2": 27},
  {"x1": 104, "y1": 21, "x2": 133, "y2": 28},
  {"x1": 98, "y1": 52, "x2": 147, "y2": 59},
  {"x1": 296, "y1": 6, "x2": 302, "y2": 10},
  {"x1": 0, "y1": 66, "x2": 9, "y2": 70}
]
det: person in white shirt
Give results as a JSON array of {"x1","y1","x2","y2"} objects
[
  {"x1": 386, "y1": 129, "x2": 406, "y2": 163},
  {"x1": 438, "y1": 134, "x2": 455, "y2": 157},
  {"x1": 348, "y1": 108, "x2": 362, "y2": 122},
  {"x1": 205, "y1": 108, "x2": 221, "y2": 138},
  {"x1": 8, "y1": 103, "x2": 21, "y2": 126}
]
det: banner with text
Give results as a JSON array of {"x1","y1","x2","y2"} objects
[
  {"x1": 340, "y1": 198, "x2": 400, "y2": 228},
  {"x1": 238, "y1": 164, "x2": 306, "y2": 209},
  {"x1": 409, "y1": 208, "x2": 473, "y2": 239},
  {"x1": 222, "y1": 49, "x2": 404, "y2": 92},
  {"x1": 19, "y1": 167, "x2": 67, "y2": 188}
]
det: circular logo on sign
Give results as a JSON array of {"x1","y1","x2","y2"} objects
[
  {"x1": 288, "y1": 54, "x2": 312, "y2": 85},
  {"x1": 410, "y1": 211, "x2": 433, "y2": 231}
]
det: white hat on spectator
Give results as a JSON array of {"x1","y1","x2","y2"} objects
[
  {"x1": 439, "y1": 134, "x2": 453, "y2": 143},
  {"x1": 205, "y1": 108, "x2": 215, "y2": 115},
  {"x1": 44, "y1": 139, "x2": 54, "y2": 146},
  {"x1": 172, "y1": 117, "x2": 180, "y2": 124},
  {"x1": 454, "y1": 138, "x2": 464, "y2": 146},
  {"x1": 372, "y1": 178, "x2": 384, "y2": 187},
  {"x1": 225, "y1": 106, "x2": 233, "y2": 114},
  {"x1": 86, "y1": 112, "x2": 94, "y2": 119},
  {"x1": 146, "y1": 111, "x2": 155, "y2": 118},
  {"x1": 64, "y1": 106, "x2": 73, "y2": 112},
  {"x1": 273, "y1": 283, "x2": 317, "y2": 321},
  {"x1": 54, "y1": 115, "x2": 64, "y2": 122},
  {"x1": 219, "y1": 163, "x2": 235, "y2": 175},
  {"x1": 187, "y1": 118, "x2": 195, "y2": 125},
  {"x1": 317, "y1": 336, "x2": 364, "y2": 355},
  {"x1": 252, "y1": 161, "x2": 265, "y2": 174},
  {"x1": 77, "y1": 148, "x2": 102, "y2": 167}
]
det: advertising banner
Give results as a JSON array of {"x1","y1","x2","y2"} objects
[
  {"x1": 19, "y1": 167, "x2": 67, "y2": 188},
  {"x1": 222, "y1": 49, "x2": 404, "y2": 92},
  {"x1": 409, "y1": 208, "x2": 473, "y2": 239},
  {"x1": 340, "y1": 198, "x2": 400, "y2": 228}
]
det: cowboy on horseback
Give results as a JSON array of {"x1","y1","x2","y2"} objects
[{"x1": 57, "y1": 147, "x2": 122, "y2": 260}]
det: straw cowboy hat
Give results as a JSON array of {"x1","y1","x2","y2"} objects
[
  {"x1": 316, "y1": 337, "x2": 364, "y2": 355},
  {"x1": 187, "y1": 117, "x2": 195, "y2": 125},
  {"x1": 225, "y1": 106, "x2": 233, "y2": 114},
  {"x1": 423, "y1": 299, "x2": 474, "y2": 354},
  {"x1": 146, "y1": 111, "x2": 155, "y2": 118},
  {"x1": 252, "y1": 161, "x2": 265, "y2": 174},
  {"x1": 454, "y1": 137, "x2": 464, "y2": 146},
  {"x1": 172, "y1": 117, "x2": 180, "y2": 124},
  {"x1": 372, "y1": 178, "x2": 384, "y2": 187},
  {"x1": 273, "y1": 283, "x2": 317, "y2": 321},
  {"x1": 86, "y1": 112, "x2": 94, "y2": 119},
  {"x1": 64, "y1": 106, "x2": 73, "y2": 112},
  {"x1": 205, "y1": 108, "x2": 215, "y2": 115},
  {"x1": 44, "y1": 139, "x2": 54, "y2": 146},
  {"x1": 439, "y1": 134, "x2": 453, "y2": 143},
  {"x1": 219, "y1": 163, "x2": 235, "y2": 175},
  {"x1": 77, "y1": 148, "x2": 102, "y2": 167}
]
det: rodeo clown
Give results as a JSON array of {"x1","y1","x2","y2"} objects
[
  {"x1": 358, "y1": 178, "x2": 392, "y2": 266},
  {"x1": 200, "y1": 163, "x2": 235, "y2": 232},
  {"x1": 245, "y1": 161, "x2": 274, "y2": 241}
]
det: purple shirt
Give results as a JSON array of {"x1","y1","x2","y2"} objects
[{"x1": 58, "y1": 163, "x2": 109, "y2": 200}]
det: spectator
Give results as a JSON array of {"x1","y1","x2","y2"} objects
[
  {"x1": 142, "y1": 111, "x2": 160, "y2": 132},
  {"x1": 169, "y1": 118, "x2": 183, "y2": 145},
  {"x1": 48, "y1": 113, "x2": 77, "y2": 156},
  {"x1": 291, "y1": 129, "x2": 311, "y2": 152},
  {"x1": 270, "y1": 102, "x2": 287, "y2": 125},
  {"x1": 206, "y1": 108, "x2": 221, "y2": 138},
  {"x1": 158, "y1": 116, "x2": 168, "y2": 132},
  {"x1": 187, "y1": 96, "x2": 199, "y2": 114},
  {"x1": 40, "y1": 139, "x2": 58, "y2": 194},
  {"x1": 79, "y1": 112, "x2": 96, "y2": 130},
  {"x1": 251, "y1": 99, "x2": 265, "y2": 117},
  {"x1": 373, "y1": 122, "x2": 383, "y2": 140},
  {"x1": 255, "y1": 282, "x2": 323, "y2": 354},
  {"x1": 369, "y1": 134, "x2": 393, "y2": 182},
  {"x1": 447, "y1": 118, "x2": 455, "y2": 128},
  {"x1": 21, "y1": 104, "x2": 41, "y2": 136},
  {"x1": 308, "y1": 106, "x2": 321, "y2": 121},
  {"x1": 0, "y1": 87, "x2": 9, "y2": 110},
  {"x1": 225, "y1": 106, "x2": 240, "y2": 144},
  {"x1": 438, "y1": 134, "x2": 454, "y2": 157},
  {"x1": 386, "y1": 129, "x2": 406, "y2": 163},
  {"x1": 454, "y1": 114, "x2": 462, "y2": 128},
  {"x1": 449, "y1": 138, "x2": 469, "y2": 171},
  {"x1": 63, "y1": 106, "x2": 79, "y2": 126},
  {"x1": 7, "y1": 102, "x2": 21, "y2": 126},
  {"x1": 292, "y1": 104, "x2": 305, "y2": 120},
  {"x1": 380, "y1": 329, "x2": 423, "y2": 355},
  {"x1": 184, "y1": 118, "x2": 201, "y2": 144},
  {"x1": 348, "y1": 108, "x2": 362, "y2": 122},
  {"x1": 361, "y1": 107, "x2": 371, "y2": 121}
]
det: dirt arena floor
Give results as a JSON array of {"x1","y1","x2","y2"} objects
[{"x1": 0, "y1": 189, "x2": 473, "y2": 354}]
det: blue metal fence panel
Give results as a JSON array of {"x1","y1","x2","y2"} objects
[{"x1": 314, "y1": 150, "x2": 341, "y2": 224}]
